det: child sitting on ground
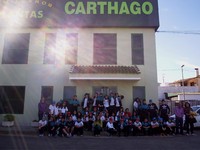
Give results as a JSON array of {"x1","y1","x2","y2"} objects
[
  {"x1": 159, "y1": 117, "x2": 167, "y2": 136},
  {"x1": 133, "y1": 118, "x2": 142, "y2": 136},
  {"x1": 38, "y1": 117, "x2": 47, "y2": 136},
  {"x1": 166, "y1": 117, "x2": 176, "y2": 135},
  {"x1": 106, "y1": 118, "x2": 117, "y2": 136},
  {"x1": 74, "y1": 117, "x2": 84, "y2": 136},
  {"x1": 142, "y1": 118, "x2": 151, "y2": 136},
  {"x1": 150, "y1": 117, "x2": 159, "y2": 136}
]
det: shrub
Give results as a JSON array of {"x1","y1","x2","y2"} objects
[{"x1": 3, "y1": 114, "x2": 15, "y2": 121}]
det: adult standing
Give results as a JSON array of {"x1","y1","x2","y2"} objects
[
  {"x1": 159, "y1": 99, "x2": 170, "y2": 122},
  {"x1": 133, "y1": 97, "x2": 139, "y2": 115},
  {"x1": 38, "y1": 97, "x2": 48, "y2": 121},
  {"x1": 115, "y1": 93, "x2": 122, "y2": 113},
  {"x1": 48, "y1": 101, "x2": 56, "y2": 116},
  {"x1": 82, "y1": 93, "x2": 90, "y2": 111},
  {"x1": 103, "y1": 95, "x2": 110, "y2": 112},
  {"x1": 97, "y1": 93, "x2": 104, "y2": 112},
  {"x1": 148, "y1": 99, "x2": 158, "y2": 121},
  {"x1": 109, "y1": 93, "x2": 116, "y2": 115},
  {"x1": 70, "y1": 95, "x2": 80, "y2": 113},
  {"x1": 174, "y1": 102, "x2": 184, "y2": 135},
  {"x1": 184, "y1": 102, "x2": 195, "y2": 135},
  {"x1": 139, "y1": 99, "x2": 149, "y2": 122},
  {"x1": 92, "y1": 93, "x2": 98, "y2": 110}
]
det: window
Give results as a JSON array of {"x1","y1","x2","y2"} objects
[
  {"x1": 132, "y1": 86, "x2": 146, "y2": 100},
  {"x1": 0, "y1": 86, "x2": 25, "y2": 114},
  {"x1": 41, "y1": 86, "x2": 53, "y2": 105},
  {"x1": 43, "y1": 33, "x2": 56, "y2": 64},
  {"x1": 2, "y1": 33, "x2": 30, "y2": 64},
  {"x1": 63, "y1": 86, "x2": 76, "y2": 100},
  {"x1": 65, "y1": 33, "x2": 78, "y2": 64},
  {"x1": 132, "y1": 34, "x2": 144, "y2": 65},
  {"x1": 93, "y1": 33, "x2": 117, "y2": 64}
]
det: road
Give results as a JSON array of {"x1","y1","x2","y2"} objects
[{"x1": 0, "y1": 133, "x2": 199, "y2": 150}]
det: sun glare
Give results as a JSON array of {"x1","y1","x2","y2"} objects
[
  {"x1": 1, "y1": 4, "x2": 25, "y2": 27},
  {"x1": 54, "y1": 38, "x2": 66, "y2": 62}
]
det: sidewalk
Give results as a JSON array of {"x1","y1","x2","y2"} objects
[
  {"x1": 0, "y1": 125, "x2": 37, "y2": 136},
  {"x1": 0, "y1": 125, "x2": 107, "y2": 136}
]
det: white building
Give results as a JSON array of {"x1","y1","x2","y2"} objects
[{"x1": 0, "y1": 0, "x2": 159, "y2": 125}]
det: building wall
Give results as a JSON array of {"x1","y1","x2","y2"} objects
[
  {"x1": 0, "y1": 28, "x2": 158, "y2": 125},
  {"x1": 158, "y1": 86, "x2": 199, "y2": 100}
]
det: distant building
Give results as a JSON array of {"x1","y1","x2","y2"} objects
[
  {"x1": 159, "y1": 68, "x2": 200, "y2": 102},
  {"x1": 170, "y1": 68, "x2": 200, "y2": 87}
]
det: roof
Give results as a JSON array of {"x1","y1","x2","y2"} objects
[
  {"x1": 172, "y1": 75, "x2": 200, "y2": 84},
  {"x1": 69, "y1": 65, "x2": 140, "y2": 74}
]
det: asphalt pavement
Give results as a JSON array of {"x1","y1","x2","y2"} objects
[{"x1": 0, "y1": 126, "x2": 200, "y2": 150}]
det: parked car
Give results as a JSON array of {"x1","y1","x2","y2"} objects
[{"x1": 170, "y1": 105, "x2": 200, "y2": 127}]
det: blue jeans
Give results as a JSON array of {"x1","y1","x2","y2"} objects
[{"x1": 176, "y1": 117, "x2": 183, "y2": 134}]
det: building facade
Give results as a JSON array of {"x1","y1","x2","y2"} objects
[{"x1": 0, "y1": 0, "x2": 159, "y2": 125}]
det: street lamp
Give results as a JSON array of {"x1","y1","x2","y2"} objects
[{"x1": 181, "y1": 65, "x2": 185, "y2": 101}]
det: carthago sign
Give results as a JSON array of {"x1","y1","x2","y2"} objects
[{"x1": 0, "y1": 0, "x2": 159, "y2": 28}]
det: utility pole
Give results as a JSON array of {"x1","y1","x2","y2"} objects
[{"x1": 181, "y1": 65, "x2": 185, "y2": 101}]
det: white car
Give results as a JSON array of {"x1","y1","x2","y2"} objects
[{"x1": 170, "y1": 105, "x2": 200, "y2": 127}]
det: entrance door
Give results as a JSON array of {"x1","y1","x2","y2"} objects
[{"x1": 41, "y1": 86, "x2": 53, "y2": 105}]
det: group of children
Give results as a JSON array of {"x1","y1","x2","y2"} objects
[{"x1": 38, "y1": 93, "x2": 177, "y2": 137}]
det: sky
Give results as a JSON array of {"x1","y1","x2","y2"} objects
[{"x1": 156, "y1": 0, "x2": 200, "y2": 84}]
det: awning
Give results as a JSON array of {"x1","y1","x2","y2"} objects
[{"x1": 69, "y1": 65, "x2": 141, "y2": 81}]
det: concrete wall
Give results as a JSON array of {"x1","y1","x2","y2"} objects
[{"x1": 158, "y1": 86, "x2": 199, "y2": 100}]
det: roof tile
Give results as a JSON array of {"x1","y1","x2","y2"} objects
[{"x1": 69, "y1": 65, "x2": 140, "y2": 74}]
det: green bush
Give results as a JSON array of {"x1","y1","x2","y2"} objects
[{"x1": 4, "y1": 114, "x2": 15, "y2": 121}]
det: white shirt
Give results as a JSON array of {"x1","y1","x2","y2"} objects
[
  {"x1": 134, "y1": 121, "x2": 142, "y2": 127},
  {"x1": 39, "y1": 120, "x2": 47, "y2": 127},
  {"x1": 115, "y1": 97, "x2": 120, "y2": 107},
  {"x1": 151, "y1": 121, "x2": 159, "y2": 126},
  {"x1": 110, "y1": 97, "x2": 115, "y2": 106},
  {"x1": 75, "y1": 121, "x2": 84, "y2": 127},
  {"x1": 100, "y1": 116, "x2": 105, "y2": 122},
  {"x1": 133, "y1": 101, "x2": 138, "y2": 109},
  {"x1": 61, "y1": 107, "x2": 68, "y2": 114},
  {"x1": 72, "y1": 115, "x2": 77, "y2": 121},
  {"x1": 93, "y1": 98, "x2": 97, "y2": 106},
  {"x1": 166, "y1": 121, "x2": 175, "y2": 127},
  {"x1": 106, "y1": 121, "x2": 115, "y2": 129},
  {"x1": 54, "y1": 106, "x2": 59, "y2": 116},
  {"x1": 83, "y1": 98, "x2": 88, "y2": 108},
  {"x1": 49, "y1": 104, "x2": 55, "y2": 115},
  {"x1": 104, "y1": 99, "x2": 109, "y2": 108}
]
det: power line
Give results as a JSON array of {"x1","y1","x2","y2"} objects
[
  {"x1": 158, "y1": 68, "x2": 197, "y2": 73},
  {"x1": 158, "y1": 69, "x2": 179, "y2": 71},
  {"x1": 156, "y1": 30, "x2": 200, "y2": 35}
]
